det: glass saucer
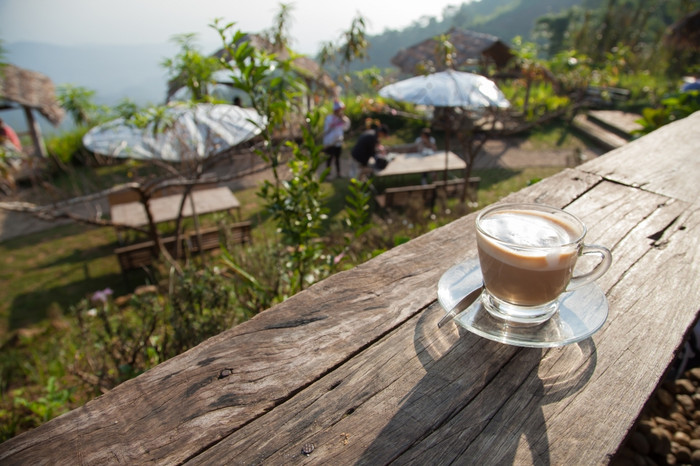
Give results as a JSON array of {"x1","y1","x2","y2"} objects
[{"x1": 437, "y1": 258, "x2": 608, "y2": 348}]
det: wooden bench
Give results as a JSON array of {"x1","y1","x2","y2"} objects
[
  {"x1": 433, "y1": 176, "x2": 481, "y2": 202},
  {"x1": 375, "y1": 184, "x2": 437, "y2": 212},
  {"x1": 114, "y1": 236, "x2": 180, "y2": 272},
  {"x1": 108, "y1": 188, "x2": 141, "y2": 206},
  {"x1": 224, "y1": 220, "x2": 253, "y2": 246},
  {"x1": 584, "y1": 86, "x2": 631, "y2": 107},
  {"x1": 188, "y1": 221, "x2": 252, "y2": 253},
  {"x1": 115, "y1": 221, "x2": 253, "y2": 280}
]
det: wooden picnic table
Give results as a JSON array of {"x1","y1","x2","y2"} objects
[
  {"x1": 2, "y1": 112, "x2": 700, "y2": 464},
  {"x1": 109, "y1": 186, "x2": 241, "y2": 228},
  {"x1": 376, "y1": 150, "x2": 466, "y2": 178}
]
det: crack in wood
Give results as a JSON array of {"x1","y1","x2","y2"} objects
[
  {"x1": 647, "y1": 215, "x2": 681, "y2": 247},
  {"x1": 213, "y1": 393, "x2": 242, "y2": 408},
  {"x1": 328, "y1": 380, "x2": 342, "y2": 391},
  {"x1": 264, "y1": 316, "x2": 327, "y2": 330},
  {"x1": 197, "y1": 357, "x2": 217, "y2": 367},
  {"x1": 185, "y1": 378, "x2": 213, "y2": 398}
]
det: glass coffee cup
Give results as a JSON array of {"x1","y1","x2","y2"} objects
[{"x1": 475, "y1": 203, "x2": 612, "y2": 325}]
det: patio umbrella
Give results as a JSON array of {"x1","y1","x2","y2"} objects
[
  {"x1": 378, "y1": 70, "x2": 510, "y2": 189},
  {"x1": 83, "y1": 103, "x2": 266, "y2": 162},
  {"x1": 378, "y1": 69, "x2": 510, "y2": 109}
]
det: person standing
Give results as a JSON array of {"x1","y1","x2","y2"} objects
[
  {"x1": 350, "y1": 123, "x2": 389, "y2": 180},
  {"x1": 322, "y1": 100, "x2": 351, "y2": 178},
  {"x1": 0, "y1": 118, "x2": 23, "y2": 153}
]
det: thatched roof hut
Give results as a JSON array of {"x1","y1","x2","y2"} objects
[
  {"x1": 0, "y1": 64, "x2": 65, "y2": 156},
  {"x1": 391, "y1": 28, "x2": 513, "y2": 75},
  {"x1": 666, "y1": 9, "x2": 700, "y2": 51}
]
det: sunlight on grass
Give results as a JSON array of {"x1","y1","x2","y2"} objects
[
  {"x1": 0, "y1": 224, "x2": 123, "y2": 335},
  {"x1": 474, "y1": 167, "x2": 564, "y2": 209}
]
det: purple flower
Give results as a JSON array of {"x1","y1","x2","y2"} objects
[
  {"x1": 333, "y1": 252, "x2": 346, "y2": 265},
  {"x1": 91, "y1": 288, "x2": 113, "y2": 304}
]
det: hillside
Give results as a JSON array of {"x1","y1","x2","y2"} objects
[{"x1": 361, "y1": 0, "x2": 603, "y2": 70}]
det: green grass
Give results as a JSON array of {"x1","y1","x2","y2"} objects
[
  {"x1": 473, "y1": 166, "x2": 564, "y2": 209},
  {"x1": 0, "y1": 164, "x2": 565, "y2": 340},
  {"x1": 0, "y1": 224, "x2": 125, "y2": 334}
]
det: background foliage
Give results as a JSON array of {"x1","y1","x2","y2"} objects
[{"x1": 1, "y1": 0, "x2": 698, "y2": 442}]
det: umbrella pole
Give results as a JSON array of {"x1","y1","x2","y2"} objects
[{"x1": 444, "y1": 128, "x2": 450, "y2": 185}]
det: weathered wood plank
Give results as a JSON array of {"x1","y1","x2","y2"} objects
[
  {"x1": 183, "y1": 182, "x2": 693, "y2": 465},
  {"x1": 579, "y1": 110, "x2": 700, "y2": 203},
  {"x1": 438, "y1": 203, "x2": 700, "y2": 465},
  {"x1": 2, "y1": 114, "x2": 698, "y2": 465},
  {"x1": 0, "y1": 169, "x2": 603, "y2": 465}
]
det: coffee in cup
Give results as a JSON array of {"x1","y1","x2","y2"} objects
[{"x1": 475, "y1": 203, "x2": 612, "y2": 325}]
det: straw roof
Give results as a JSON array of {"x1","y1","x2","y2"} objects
[
  {"x1": 666, "y1": 9, "x2": 700, "y2": 51},
  {"x1": 391, "y1": 28, "x2": 513, "y2": 74},
  {"x1": 0, "y1": 64, "x2": 64, "y2": 126}
]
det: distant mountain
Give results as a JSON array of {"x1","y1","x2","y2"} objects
[
  {"x1": 6, "y1": 41, "x2": 175, "y2": 106},
  {"x1": 4, "y1": 41, "x2": 177, "y2": 133}
]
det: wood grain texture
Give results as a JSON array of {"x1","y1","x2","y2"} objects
[
  {"x1": 580, "y1": 111, "x2": 700, "y2": 203},
  {"x1": 185, "y1": 182, "x2": 699, "y2": 465},
  {"x1": 1, "y1": 113, "x2": 699, "y2": 465}
]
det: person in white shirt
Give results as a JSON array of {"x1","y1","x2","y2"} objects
[
  {"x1": 322, "y1": 100, "x2": 351, "y2": 178},
  {"x1": 415, "y1": 127, "x2": 437, "y2": 154}
]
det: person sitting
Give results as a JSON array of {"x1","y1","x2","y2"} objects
[
  {"x1": 415, "y1": 127, "x2": 437, "y2": 154},
  {"x1": 350, "y1": 123, "x2": 389, "y2": 180}
]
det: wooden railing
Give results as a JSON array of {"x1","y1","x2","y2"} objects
[{"x1": 1, "y1": 112, "x2": 699, "y2": 465}]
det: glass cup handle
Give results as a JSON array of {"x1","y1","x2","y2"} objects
[{"x1": 567, "y1": 244, "x2": 612, "y2": 292}]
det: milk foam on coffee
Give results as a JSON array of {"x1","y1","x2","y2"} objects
[
  {"x1": 477, "y1": 209, "x2": 582, "y2": 306},
  {"x1": 478, "y1": 210, "x2": 579, "y2": 269}
]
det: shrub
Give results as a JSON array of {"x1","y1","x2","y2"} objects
[{"x1": 45, "y1": 127, "x2": 91, "y2": 166}]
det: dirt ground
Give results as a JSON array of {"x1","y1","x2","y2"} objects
[{"x1": 0, "y1": 137, "x2": 604, "y2": 243}]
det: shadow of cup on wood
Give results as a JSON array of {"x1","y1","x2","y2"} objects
[{"x1": 356, "y1": 301, "x2": 597, "y2": 464}]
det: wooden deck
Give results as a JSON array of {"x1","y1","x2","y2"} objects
[{"x1": 1, "y1": 112, "x2": 699, "y2": 464}]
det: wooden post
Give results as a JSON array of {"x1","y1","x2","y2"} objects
[{"x1": 23, "y1": 106, "x2": 48, "y2": 158}]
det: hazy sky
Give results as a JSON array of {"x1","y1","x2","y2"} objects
[{"x1": 1, "y1": 0, "x2": 463, "y2": 54}]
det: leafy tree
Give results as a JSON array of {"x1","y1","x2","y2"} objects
[
  {"x1": 510, "y1": 37, "x2": 557, "y2": 115},
  {"x1": 319, "y1": 14, "x2": 369, "y2": 94},
  {"x1": 264, "y1": 2, "x2": 294, "y2": 50},
  {"x1": 214, "y1": 19, "x2": 329, "y2": 293},
  {"x1": 535, "y1": 0, "x2": 697, "y2": 78},
  {"x1": 161, "y1": 33, "x2": 222, "y2": 102},
  {"x1": 534, "y1": 8, "x2": 581, "y2": 57},
  {"x1": 56, "y1": 85, "x2": 105, "y2": 127},
  {"x1": 635, "y1": 90, "x2": 700, "y2": 135}
]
